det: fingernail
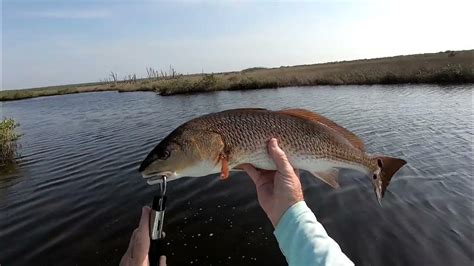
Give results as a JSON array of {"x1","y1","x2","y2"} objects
[{"x1": 270, "y1": 138, "x2": 277, "y2": 146}]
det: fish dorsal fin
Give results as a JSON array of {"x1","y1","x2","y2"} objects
[
  {"x1": 218, "y1": 108, "x2": 267, "y2": 114},
  {"x1": 277, "y1": 108, "x2": 365, "y2": 151},
  {"x1": 312, "y1": 168, "x2": 340, "y2": 189}
]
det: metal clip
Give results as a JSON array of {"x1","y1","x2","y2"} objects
[
  {"x1": 150, "y1": 176, "x2": 167, "y2": 240},
  {"x1": 159, "y1": 176, "x2": 167, "y2": 198}
]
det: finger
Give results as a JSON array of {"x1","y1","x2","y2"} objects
[
  {"x1": 131, "y1": 207, "x2": 151, "y2": 262},
  {"x1": 268, "y1": 138, "x2": 293, "y2": 175},
  {"x1": 139, "y1": 206, "x2": 151, "y2": 230},
  {"x1": 240, "y1": 163, "x2": 260, "y2": 184},
  {"x1": 294, "y1": 168, "x2": 300, "y2": 177},
  {"x1": 119, "y1": 252, "x2": 132, "y2": 266},
  {"x1": 159, "y1": 255, "x2": 167, "y2": 266},
  {"x1": 126, "y1": 229, "x2": 139, "y2": 255},
  {"x1": 242, "y1": 164, "x2": 275, "y2": 189}
]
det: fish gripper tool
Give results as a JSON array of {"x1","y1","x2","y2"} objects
[{"x1": 149, "y1": 176, "x2": 167, "y2": 266}]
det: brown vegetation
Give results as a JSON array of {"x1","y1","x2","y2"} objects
[
  {"x1": 0, "y1": 118, "x2": 21, "y2": 166},
  {"x1": 1, "y1": 50, "x2": 472, "y2": 101}
]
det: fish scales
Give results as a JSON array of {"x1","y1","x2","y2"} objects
[
  {"x1": 183, "y1": 109, "x2": 370, "y2": 168},
  {"x1": 139, "y1": 108, "x2": 407, "y2": 203}
]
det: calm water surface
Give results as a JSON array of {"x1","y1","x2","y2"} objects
[{"x1": 0, "y1": 85, "x2": 472, "y2": 265}]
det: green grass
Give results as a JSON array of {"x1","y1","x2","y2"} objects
[
  {"x1": 1, "y1": 50, "x2": 473, "y2": 101},
  {"x1": 0, "y1": 118, "x2": 21, "y2": 166}
]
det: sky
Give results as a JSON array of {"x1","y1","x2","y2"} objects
[{"x1": 2, "y1": 0, "x2": 473, "y2": 90}]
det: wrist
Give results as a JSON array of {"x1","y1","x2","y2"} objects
[
  {"x1": 271, "y1": 179, "x2": 304, "y2": 227},
  {"x1": 271, "y1": 198, "x2": 304, "y2": 227}
]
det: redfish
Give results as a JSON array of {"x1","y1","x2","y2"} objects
[{"x1": 139, "y1": 108, "x2": 406, "y2": 203}]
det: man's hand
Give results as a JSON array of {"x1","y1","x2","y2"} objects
[
  {"x1": 241, "y1": 138, "x2": 304, "y2": 227},
  {"x1": 120, "y1": 206, "x2": 166, "y2": 266}
]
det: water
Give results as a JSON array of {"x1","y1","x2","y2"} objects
[{"x1": 0, "y1": 85, "x2": 472, "y2": 265}]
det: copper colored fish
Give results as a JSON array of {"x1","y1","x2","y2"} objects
[{"x1": 139, "y1": 108, "x2": 406, "y2": 203}]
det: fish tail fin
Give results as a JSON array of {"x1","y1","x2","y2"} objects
[{"x1": 372, "y1": 156, "x2": 407, "y2": 204}]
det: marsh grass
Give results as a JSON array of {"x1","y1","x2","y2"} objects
[
  {"x1": 155, "y1": 74, "x2": 278, "y2": 95},
  {"x1": 0, "y1": 118, "x2": 21, "y2": 166},
  {"x1": 1, "y1": 50, "x2": 473, "y2": 101}
]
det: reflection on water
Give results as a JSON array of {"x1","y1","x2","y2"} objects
[{"x1": 0, "y1": 85, "x2": 473, "y2": 265}]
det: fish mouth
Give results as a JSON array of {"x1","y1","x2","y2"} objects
[{"x1": 142, "y1": 171, "x2": 173, "y2": 185}]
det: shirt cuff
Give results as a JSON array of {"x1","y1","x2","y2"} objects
[{"x1": 274, "y1": 201, "x2": 313, "y2": 240}]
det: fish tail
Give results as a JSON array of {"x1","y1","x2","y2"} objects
[{"x1": 372, "y1": 156, "x2": 407, "y2": 203}]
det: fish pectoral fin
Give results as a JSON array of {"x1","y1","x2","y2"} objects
[
  {"x1": 312, "y1": 168, "x2": 340, "y2": 189},
  {"x1": 230, "y1": 165, "x2": 245, "y2": 172},
  {"x1": 220, "y1": 154, "x2": 229, "y2": 180}
]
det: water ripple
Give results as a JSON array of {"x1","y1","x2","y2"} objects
[{"x1": 0, "y1": 86, "x2": 472, "y2": 265}]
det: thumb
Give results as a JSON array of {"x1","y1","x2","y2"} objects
[
  {"x1": 268, "y1": 138, "x2": 293, "y2": 175},
  {"x1": 159, "y1": 255, "x2": 167, "y2": 266},
  {"x1": 138, "y1": 206, "x2": 151, "y2": 232},
  {"x1": 131, "y1": 207, "x2": 150, "y2": 262}
]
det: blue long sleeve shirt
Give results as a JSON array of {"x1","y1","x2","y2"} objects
[{"x1": 274, "y1": 201, "x2": 354, "y2": 266}]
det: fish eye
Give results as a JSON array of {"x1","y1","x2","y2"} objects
[
  {"x1": 373, "y1": 174, "x2": 377, "y2": 180},
  {"x1": 162, "y1": 150, "x2": 170, "y2": 160}
]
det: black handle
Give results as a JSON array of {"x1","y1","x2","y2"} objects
[{"x1": 149, "y1": 238, "x2": 165, "y2": 266}]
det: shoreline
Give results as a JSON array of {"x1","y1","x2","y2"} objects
[{"x1": 1, "y1": 50, "x2": 473, "y2": 101}]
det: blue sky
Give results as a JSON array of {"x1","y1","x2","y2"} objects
[{"x1": 2, "y1": 0, "x2": 473, "y2": 90}]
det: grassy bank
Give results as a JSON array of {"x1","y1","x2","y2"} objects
[
  {"x1": 0, "y1": 82, "x2": 155, "y2": 101},
  {"x1": 1, "y1": 50, "x2": 473, "y2": 101},
  {"x1": 0, "y1": 118, "x2": 21, "y2": 166}
]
